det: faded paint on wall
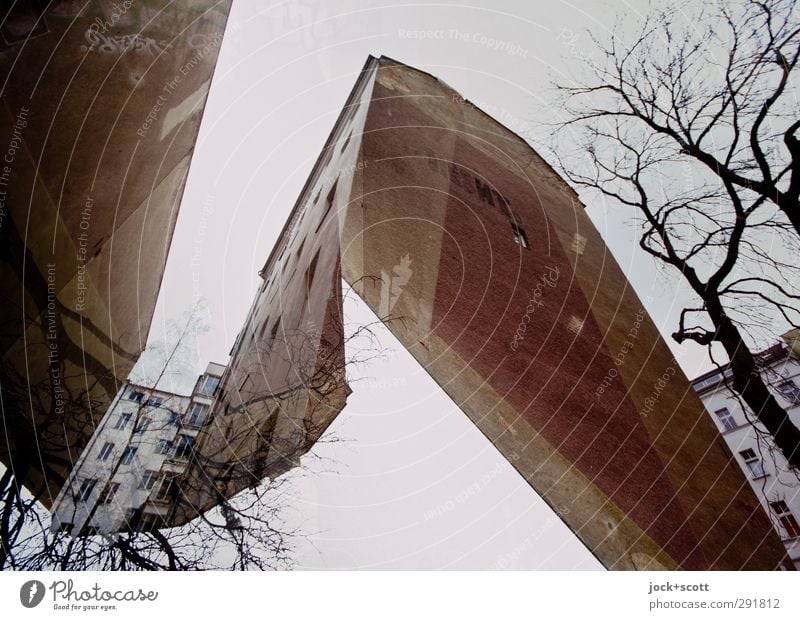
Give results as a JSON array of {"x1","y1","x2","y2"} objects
[{"x1": 0, "y1": 1, "x2": 232, "y2": 504}]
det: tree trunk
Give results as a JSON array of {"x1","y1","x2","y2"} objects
[{"x1": 708, "y1": 299, "x2": 800, "y2": 470}]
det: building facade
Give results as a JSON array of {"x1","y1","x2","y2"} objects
[
  {"x1": 51, "y1": 362, "x2": 224, "y2": 536},
  {"x1": 177, "y1": 56, "x2": 790, "y2": 569},
  {"x1": 693, "y1": 332, "x2": 800, "y2": 569},
  {"x1": 0, "y1": 1, "x2": 231, "y2": 503}
]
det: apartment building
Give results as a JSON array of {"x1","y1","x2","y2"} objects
[
  {"x1": 51, "y1": 363, "x2": 224, "y2": 536},
  {"x1": 0, "y1": 1, "x2": 231, "y2": 501},
  {"x1": 693, "y1": 332, "x2": 800, "y2": 569}
]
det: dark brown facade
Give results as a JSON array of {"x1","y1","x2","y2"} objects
[
  {"x1": 184, "y1": 56, "x2": 791, "y2": 569},
  {"x1": 0, "y1": 1, "x2": 231, "y2": 504}
]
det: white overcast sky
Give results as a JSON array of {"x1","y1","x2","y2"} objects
[{"x1": 142, "y1": 0, "x2": 724, "y2": 569}]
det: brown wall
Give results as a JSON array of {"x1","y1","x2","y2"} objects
[
  {"x1": 176, "y1": 58, "x2": 378, "y2": 523},
  {"x1": 337, "y1": 58, "x2": 790, "y2": 569},
  {"x1": 0, "y1": 1, "x2": 231, "y2": 503},
  {"x1": 172, "y1": 54, "x2": 789, "y2": 569}
]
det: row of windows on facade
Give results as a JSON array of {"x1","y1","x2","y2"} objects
[
  {"x1": 228, "y1": 180, "x2": 338, "y2": 392},
  {"x1": 75, "y1": 469, "x2": 180, "y2": 507},
  {"x1": 778, "y1": 380, "x2": 800, "y2": 405},
  {"x1": 126, "y1": 375, "x2": 220, "y2": 406},
  {"x1": 772, "y1": 500, "x2": 800, "y2": 539},
  {"x1": 266, "y1": 178, "x2": 336, "y2": 304},
  {"x1": 117, "y1": 400, "x2": 210, "y2": 430},
  {"x1": 304, "y1": 167, "x2": 530, "y2": 252},
  {"x1": 240, "y1": 168, "x2": 530, "y2": 400},
  {"x1": 96, "y1": 432, "x2": 195, "y2": 465},
  {"x1": 268, "y1": 169, "x2": 531, "y2": 318},
  {"x1": 711, "y1": 387, "x2": 800, "y2": 541},
  {"x1": 713, "y1": 380, "x2": 800, "y2": 433},
  {"x1": 714, "y1": 413, "x2": 787, "y2": 481}
]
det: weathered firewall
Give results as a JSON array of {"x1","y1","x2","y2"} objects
[
  {"x1": 185, "y1": 56, "x2": 790, "y2": 570},
  {"x1": 0, "y1": 1, "x2": 231, "y2": 505}
]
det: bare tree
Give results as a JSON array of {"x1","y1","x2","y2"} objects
[
  {"x1": 176, "y1": 280, "x2": 393, "y2": 540},
  {"x1": 1, "y1": 284, "x2": 395, "y2": 570},
  {"x1": 551, "y1": 0, "x2": 800, "y2": 467},
  {"x1": 0, "y1": 308, "x2": 304, "y2": 569}
]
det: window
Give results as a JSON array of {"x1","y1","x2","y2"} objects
[
  {"x1": 77, "y1": 479, "x2": 97, "y2": 502},
  {"x1": 315, "y1": 180, "x2": 337, "y2": 233},
  {"x1": 155, "y1": 439, "x2": 173, "y2": 455},
  {"x1": 714, "y1": 407, "x2": 737, "y2": 432},
  {"x1": 777, "y1": 380, "x2": 800, "y2": 405},
  {"x1": 139, "y1": 470, "x2": 159, "y2": 490},
  {"x1": 120, "y1": 447, "x2": 138, "y2": 466},
  {"x1": 295, "y1": 238, "x2": 306, "y2": 260},
  {"x1": 270, "y1": 318, "x2": 281, "y2": 342},
  {"x1": 133, "y1": 417, "x2": 151, "y2": 434},
  {"x1": 339, "y1": 131, "x2": 351, "y2": 153},
  {"x1": 123, "y1": 508, "x2": 141, "y2": 529},
  {"x1": 97, "y1": 441, "x2": 114, "y2": 461},
  {"x1": 258, "y1": 315, "x2": 271, "y2": 341},
  {"x1": 145, "y1": 396, "x2": 163, "y2": 408},
  {"x1": 253, "y1": 411, "x2": 278, "y2": 475},
  {"x1": 99, "y1": 482, "x2": 120, "y2": 504},
  {"x1": 198, "y1": 375, "x2": 220, "y2": 397},
  {"x1": 770, "y1": 501, "x2": 800, "y2": 539},
  {"x1": 137, "y1": 514, "x2": 163, "y2": 532},
  {"x1": 326, "y1": 181, "x2": 337, "y2": 206},
  {"x1": 511, "y1": 222, "x2": 529, "y2": 249},
  {"x1": 185, "y1": 402, "x2": 209, "y2": 427},
  {"x1": 113, "y1": 412, "x2": 132, "y2": 430},
  {"x1": 127, "y1": 389, "x2": 144, "y2": 403},
  {"x1": 155, "y1": 475, "x2": 177, "y2": 501},
  {"x1": 172, "y1": 434, "x2": 195, "y2": 460},
  {"x1": 739, "y1": 448, "x2": 766, "y2": 478},
  {"x1": 306, "y1": 248, "x2": 320, "y2": 291}
]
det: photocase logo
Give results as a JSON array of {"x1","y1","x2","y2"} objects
[{"x1": 20, "y1": 580, "x2": 45, "y2": 608}]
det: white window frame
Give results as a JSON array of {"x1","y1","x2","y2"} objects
[
  {"x1": 133, "y1": 417, "x2": 151, "y2": 434},
  {"x1": 186, "y1": 402, "x2": 209, "y2": 427},
  {"x1": 139, "y1": 470, "x2": 159, "y2": 490},
  {"x1": 171, "y1": 434, "x2": 195, "y2": 460},
  {"x1": 145, "y1": 396, "x2": 163, "y2": 408},
  {"x1": 770, "y1": 500, "x2": 800, "y2": 539},
  {"x1": 739, "y1": 448, "x2": 766, "y2": 478},
  {"x1": 155, "y1": 475, "x2": 177, "y2": 501},
  {"x1": 155, "y1": 439, "x2": 173, "y2": 456},
  {"x1": 120, "y1": 446, "x2": 138, "y2": 466},
  {"x1": 714, "y1": 407, "x2": 737, "y2": 432},
  {"x1": 198, "y1": 375, "x2": 219, "y2": 397},
  {"x1": 100, "y1": 482, "x2": 120, "y2": 504},
  {"x1": 113, "y1": 412, "x2": 132, "y2": 430},
  {"x1": 98, "y1": 441, "x2": 114, "y2": 461},
  {"x1": 77, "y1": 479, "x2": 97, "y2": 502},
  {"x1": 777, "y1": 380, "x2": 800, "y2": 405}
]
